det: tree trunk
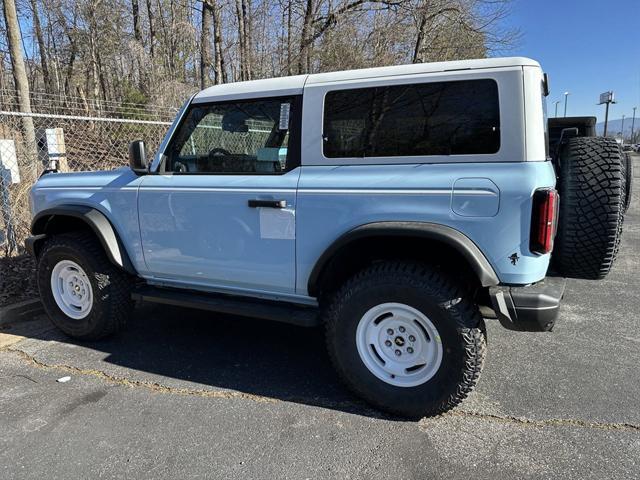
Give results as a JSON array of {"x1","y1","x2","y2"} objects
[
  {"x1": 0, "y1": 53, "x2": 7, "y2": 94},
  {"x1": 286, "y1": 0, "x2": 292, "y2": 75},
  {"x1": 30, "y1": 0, "x2": 52, "y2": 92},
  {"x1": 45, "y1": 6, "x2": 61, "y2": 94},
  {"x1": 412, "y1": 2, "x2": 465, "y2": 63},
  {"x1": 88, "y1": 10, "x2": 102, "y2": 113},
  {"x1": 235, "y1": 0, "x2": 252, "y2": 81},
  {"x1": 132, "y1": 0, "x2": 143, "y2": 42},
  {"x1": 96, "y1": 49, "x2": 109, "y2": 102},
  {"x1": 413, "y1": 13, "x2": 428, "y2": 63},
  {"x1": 200, "y1": 1, "x2": 213, "y2": 89},
  {"x1": 298, "y1": 0, "x2": 314, "y2": 74},
  {"x1": 2, "y1": 0, "x2": 38, "y2": 178},
  {"x1": 211, "y1": 0, "x2": 226, "y2": 84},
  {"x1": 146, "y1": 0, "x2": 156, "y2": 59},
  {"x1": 57, "y1": 8, "x2": 76, "y2": 98}
]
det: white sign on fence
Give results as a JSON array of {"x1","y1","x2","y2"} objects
[
  {"x1": 0, "y1": 139, "x2": 20, "y2": 184},
  {"x1": 37, "y1": 127, "x2": 68, "y2": 171}
]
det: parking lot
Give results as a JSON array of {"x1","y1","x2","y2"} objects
[{"x1": 1, "y1": 155, "x2": 638, "y2": 479}]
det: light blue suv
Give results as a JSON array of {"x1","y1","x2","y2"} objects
[{"x1": 27, "y1": 57, "x2": 628, "y2": 418}]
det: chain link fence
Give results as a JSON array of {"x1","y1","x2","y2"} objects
[{"x1": 0, "y1": 108, "x2": 172, "y2": 257}]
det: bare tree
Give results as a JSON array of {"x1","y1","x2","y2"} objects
[
  {"x1": 146, "y1": 0, "x2": 156, "y2": 59},
  {"x1": 1, "y1": 0, "x2": 519, "y2": 112},
  {"x1": 132, "y1": 0, "x2": 143, "y2": 42},
  {"x1": 2, "y1": 0, "x2": 38, "y2": 176},
  {"x1": 30, "y1": 0, "x2": 52, "y2": 92},
  {"x1": 298, "y1": 0, "x2": 404, "y2": 73},
  {"x1": 201, "y1": 0, "x2": 214, "y2": 88},
  {"x1": 412, "y1": 0, "x2": 519, "y2": 63},
  {"x1": 235, "y1": 0, "x2": 252, "y2": 80},
  {"x1": 211, "y1": 0, "x2": 227, "y2": 84}
]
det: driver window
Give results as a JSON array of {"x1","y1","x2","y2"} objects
[{"x1": 165, "y1": 97, "x2": 293, "y2": 174}]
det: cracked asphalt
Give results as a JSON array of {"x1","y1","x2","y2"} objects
[{"x1": 1, "y1": 155, "x2": 639, "y2": 479}]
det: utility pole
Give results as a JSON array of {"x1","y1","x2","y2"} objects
[
  {"x1": 554, "y1": 100, "x2": 561, "y2": 117},
  {"x1": 631, "y1": 107, "x2": 637, "y2": 143},
  {"x1": 598, "y1": 91, "x2": 616, "y2": 137},
  {"x1": 563, "y1": 92, "x2": 570, "y2": 117},
  {"x1": 621, "y1": 115, "x2": 626, "y2": 143}
]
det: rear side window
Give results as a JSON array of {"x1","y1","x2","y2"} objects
[{"x1": 323, "y1": 79, "x2": 500, "y2": 158}]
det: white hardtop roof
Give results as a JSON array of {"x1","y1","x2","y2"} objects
[{"x1": 193, "y1": 57, "x2": 540, "y2": 103}]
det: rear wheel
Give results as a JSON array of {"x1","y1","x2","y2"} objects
[
  {"x1": 37, "y1": 232, "x2": 133, "y2": 340},
  {"x1": 323, "y1": 261, "x2": 486, "y2": 419},
  {"x1": 553, "y1": 137, "x2": 625, "y2": 279}
]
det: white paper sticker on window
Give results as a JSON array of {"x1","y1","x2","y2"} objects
[
  {"x1": 259, "y1": 207, "x2": 295, "y2": 240},
  {"x1": 279, "y1": 103, "x2": 291, "y2": 130}
]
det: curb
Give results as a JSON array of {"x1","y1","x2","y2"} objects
[{"x1": 0, "y1": 298, "x2": 44, "y2": 326}]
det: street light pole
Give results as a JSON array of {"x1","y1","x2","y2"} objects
[
  {"x1": 599, "y1": 91, "x2": 616, "y2": 137},
  {"x1": 563, "y1": 92, "x2": 570, "y2": 117},
  {"x1": 631, "y1": 107, "x2": 637, "y2": 143},
  {"x1": 554, "y1": 100, "x2": 561, "y2": 117}
]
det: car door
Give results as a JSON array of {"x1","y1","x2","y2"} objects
[{"x1": 138, "y1": 95, "x2": 301, "y2": 296}]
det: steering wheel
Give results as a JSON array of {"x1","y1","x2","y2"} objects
[
  {"x1": 173, "y1": 161, "x2": 188, "y2": 173},
  {"x1": 208, "y1": 147, "x2": 231, "y2": 158}
]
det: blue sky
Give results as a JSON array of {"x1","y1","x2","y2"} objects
[{"x1": 500, "y1": 0, "x2": 640, "y2": 123}]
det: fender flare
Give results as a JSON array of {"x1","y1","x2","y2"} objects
[
  {"x1": 29, "y1": 205, "x2": 136, "y2": 275},
  {"x1": 307, "y1": 221, "x2": 499, "y2": 296}
]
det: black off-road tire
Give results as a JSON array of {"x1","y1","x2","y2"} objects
[
  {"x1": 323, "y1": 261, "x2": 486, "y2": 419},
  {"x1": 553, "y1": 137, "x2": 625, "y2": 279},
  {"x1": 37, "y1": 232, "x2": 133, "y2": 340}
]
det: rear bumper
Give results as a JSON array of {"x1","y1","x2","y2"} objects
[{"x1": 489, "y1": 276, "x2": 566, "y2": 332}]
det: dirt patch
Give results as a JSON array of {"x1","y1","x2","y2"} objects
[{"x1": 0, "y1": 255, "x2": 38, "y2": 307}]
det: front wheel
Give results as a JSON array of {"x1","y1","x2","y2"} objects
[
  {"x1": 323, "y1": 262, "x2": 486, "y2": 419},
  {"x1": 37, "y1": 232, "x2": 133, "y2": 340}
]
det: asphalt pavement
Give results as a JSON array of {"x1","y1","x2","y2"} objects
[{"x1": 1, "y1": 155, "x2": 639, "y2": 479}]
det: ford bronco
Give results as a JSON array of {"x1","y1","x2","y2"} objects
[{"x1": 26, "y1": 57, "x2": 629, "y2": 418}]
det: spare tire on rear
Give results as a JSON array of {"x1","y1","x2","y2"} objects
[{"x1": 552, "y1": 137, "x2": 625, "y2": 280}]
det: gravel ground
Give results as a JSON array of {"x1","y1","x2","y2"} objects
[
  {"x1": 0, "y1": 155, "x2": 638, "y2": 479},
  {"x1": 0, "y1": 255, "x2": 37, "y2": 307}
]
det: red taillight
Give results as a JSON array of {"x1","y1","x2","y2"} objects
[{"x1": 530, "y1": 188, "x2": 559, "y2": 254}]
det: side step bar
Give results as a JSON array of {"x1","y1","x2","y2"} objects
[{"x1": 132, "y1": 285, "x2": 320, "y2": 328}]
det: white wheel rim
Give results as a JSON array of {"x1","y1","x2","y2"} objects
[
  {"x1": 50, "y1": 260, "x2": 93, "y2": 320},
  {"x1": 356, "y1": 302, "x2": 443, "y2": 387}
]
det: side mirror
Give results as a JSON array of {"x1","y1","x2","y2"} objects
[{"x1": 129, "y1": 140, "x2": 148, "y2": 174}]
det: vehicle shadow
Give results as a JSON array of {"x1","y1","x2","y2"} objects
[{"x1": 3, "y1": 301, "x2": 394, "y2": 420}]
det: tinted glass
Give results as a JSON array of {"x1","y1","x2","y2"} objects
[
  {"x1": 323, "y1": 79, "x2": 500, "y2": 158},
  {"x1": 541, "y1": 81, "x2": 549, "y2": 158},
  {"x1": 166, "y1": 97, "x2": 293, "y2": 174}
]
